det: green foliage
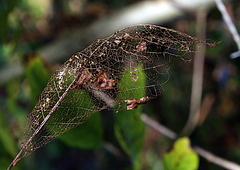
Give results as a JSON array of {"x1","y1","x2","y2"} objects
[
  {"x1": 6, "y1": 78, "x2": 27, "y2": 133},
  {"x1": 0, "y1": 111, "x2": 18, "y2": 157},
  {"x1": 115, "y1": 65, "x2": 146, "y2": 169},
  {"x1": 115, "y1": 108, "x2": 145, "y2": 169},
  {"x1": 21, "y1": 0, "x2": 50, "y2": 19},
  {"x1": 162, "y1": 137, "x2": 199, "y2": 170},
  {"x1": 25, "y1": 56, "x2": 51, "y2": 106},
  {"x1": 0, "y1": 110, "x2": 19, "y2": 169},
  {"x1": 0, "y1": 0, "x2": 19, "y2": 43},
  {"x1": 58, "y1": 112, "x2": 103, "y2": 149}
]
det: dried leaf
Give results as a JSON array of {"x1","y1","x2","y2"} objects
[{"x1": 8, "y1": 24, "x2": 217, "y2": 169}]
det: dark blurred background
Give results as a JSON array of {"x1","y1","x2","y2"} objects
[{"x1": 0, "y1": 0, "x2": 240, "y2": 169}]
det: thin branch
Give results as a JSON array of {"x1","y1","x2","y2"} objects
[
  {"x1": 215, "y1": 0, "x2": 240, "y2": 59},
  {"x1": 194, "y1": 147, "x2": 240, "y2": 170},
  {"x1": 181, "y1": 9, "x2": 207, "y2": 136},
  {"x1": 197, "y1": 93, "x2": 215, "y2": 125},
  {"x1": 88, "y1": 84, "x2": 115, "y2": 108},
  {"x1": 141, "y1": 113, "x2": 240, "y2": 170},
  {"x1": 141, "y1": 114, "x2": 177, "y2": 140}
]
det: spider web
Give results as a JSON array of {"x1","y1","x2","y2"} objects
[{"x1": 18, "y1": 24, "x2": 216, "y2": 157}]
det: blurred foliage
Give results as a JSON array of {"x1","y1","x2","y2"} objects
[
  {"x1": 0, "y1": 110, "x2": 18, "y2": 170},
  {"x1": 162, "y1": 137, "x2": 199, "y2": 170},
  {"x1": 1, "y1": 0, "x2": 240, "y2": 170},
  {"x1": 0, "y1": 110, "x2": 17, "y2": 157},
  {"x1": 0, "y1": 0, "x2": 19, "y2": 44},
  {"x1": 59, "y1": 112, "x2": 103, "y2": 149},
  {"x1": 24, "y1": 55, "x2": 51, "y2": 106}
]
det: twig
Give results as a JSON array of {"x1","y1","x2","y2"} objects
[
  {"x1": 141, "y1": 113, "x2": 240, "y2": 170},
  {"x1": 194, "y1": 147, "x2": 240, "y2": 170},
  {"x1": 180, "y1": 9, "x2": 207, "y2": 136},
  {"x1": 88, "y1": 83, "x2": 115, "y2": 108},
  {"x1": 197, "y1": 93, "x2": 215, "y2": 125},
  {"x1": 215, "y1": 0, "x2": 240, "y2": 59},
  {"x1": 141, "y1": 114, "x2": 177, "y2": 140}
]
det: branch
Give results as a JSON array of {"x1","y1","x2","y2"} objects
[
  {"x1": 214, "y1": 0, "x2": 240, "y2": 59},
  {"x1": 141, "y1": 114, "x2": 177, "y2": 140},
  {"x1": 194, "y1": 147, "x2": 240, "y2": 170},
  {"x1": 180, "y1": 9, "x2": 207, "y2": 136},
  {"x1": 141, "y1": 113, "x2": 240, "y2": 170}
]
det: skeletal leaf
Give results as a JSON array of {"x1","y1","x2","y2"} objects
[{"x1": 8, "y1": 25, "x2": 217, "y2": 169}]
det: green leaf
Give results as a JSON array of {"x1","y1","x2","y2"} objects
[
  {"x1": 0, "y1": 0, "x2": 19, "y2": 43},
  {"x1": 162, "y1": 137, "x2": 199, "y2": 170},
  {"x1": 115, "y1": 65, "x2": 146, "y2": 168},
  {"x1": 0, "y1": 157, "x2": 13, "y2": 170},
  {"x1": 0, "y1": 110, "x2": 17, "y2": 157},
  {"x1": 115, "y1": 108, "x2": 145, "y2": 169},
  {"x1": 58, "y1": 112, "x2": 103, "y2": 149},
  {"x1": 25, "y1": 56, "x2": 51, "y2": 106}
]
